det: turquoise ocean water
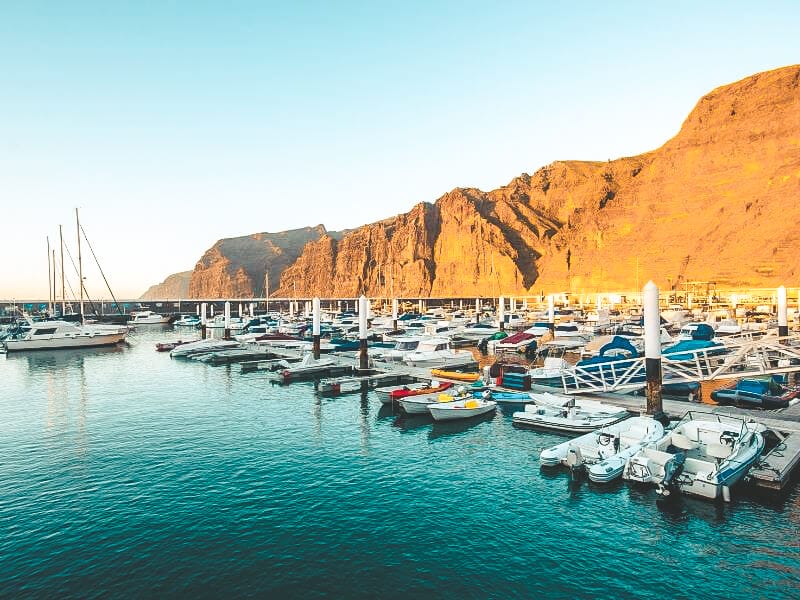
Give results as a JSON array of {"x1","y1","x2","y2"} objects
[{"x1": 1, "y1": 327, "x2": 799, "y2": 598}]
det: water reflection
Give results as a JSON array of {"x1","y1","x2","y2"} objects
[{"x1": 6, "y1": 344, "x2": 126, "y2": 371}]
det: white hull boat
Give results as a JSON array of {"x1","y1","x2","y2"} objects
[
  {"x1": 375, "y1": 382, "x2": 430, "y2": 404},
  {"x1": 3, "y1": 320, "x2": 128, "y2": 352},
  {"x1": 428, "y1": 398, "x2": 496, "y2": 421},
  {"x1": 400, "y1": 391, "x2": 457, "y2": 414},
  {"x1": 513, "y1": 396, "x2": 629, "y2": 433},
  {"x1": 540, "y1": 417, "x2": 664, "y2": 484},
  {"x1": 170, "y1": 339, "x2": 241, "y2": 357},
  {"x1": 623, "y1": 411, "x2": 765, "y2": 500},
  {"x1": 127, "y1": 310, "x2": 170, "y2": 325}
]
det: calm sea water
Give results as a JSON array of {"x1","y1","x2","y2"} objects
[{"x1": 2, "y1": 328, "x2": 799, "y2": 599}]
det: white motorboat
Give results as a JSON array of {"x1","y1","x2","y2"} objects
[
  {"x1": 127, "y1": 310, "x2": 170, "y2": 325},
  {"x1": 381, "y1": 336, "x2": 422, "y2": 361},
  {"x1": 403, "y1": 338, "x2": 474, "y2": 368},
  {"x1": 457, "y1": 322, "x2": 501, "y2": 340},
  {"x1": 540, "y1": 417, "x2": 664, "y2": 484},
  {"x1": 375, "y1": 382, "x2": 430, "y2": 404},
  {"x1": 400, "y1": 390, "x2": 459, "y2": 414},
  {"x1": 554, "y1": 323, "x2": 585, "y2": 338},
  {"x1": 3, "y1": 319, "x2": 129, "y2": 352},
  {"x1": 280, "y1": 353, "x2": 337, "y2": 378},
  {"x1": 512, "y1": 396, "x2": 629, "y2": 433},
  {"x1": 170, "y1": 338, "x2": 241, "y2": 358},
  {"x1": 174, "y1": 315, "x2": 200, "y2": 327},
  {"x1": 428, "y1": 397, "x2": 496, "y2": 421},
  {"x1": 623, "y1": 411, "x2": 765, "y2": 500}
]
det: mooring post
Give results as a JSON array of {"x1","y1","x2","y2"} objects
[
  {"x1": 224, "y1": 301, "x2": 231, "y2": 339},
  {"x1": 510, "y1": 296, "x2": 516, "y2": 314},
  {"x1": 312, "y1": 297, "x2": 321, "y2": 359},
  {"x1": 548, "y1": 295, "x2": 555, "y2": 334},
  {"x1": 475, "y1": 298, "x2": 480, "y2": 324},
  {"x1": 359, "y1": 295, "x2": 369, "y2": 370},
  {"x1": 392, "y1": 298, "x2": 399, "y2": 331},
  {"x1": 498, "y1": 295, "x2": 505, "y2": 331},
  {"x1": 778, "y1": 285, "x2": 788, "y2": 339},
  {"x1": 200, "y1": 302, "x2": 207, "y2": 339},
  {"x1": 644, "y1": 281, "x2": 663, "y2": 418}
]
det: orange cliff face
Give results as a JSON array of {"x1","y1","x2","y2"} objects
[{"x1": 142, "y1": 65, "x2": 800, "y2": 299}]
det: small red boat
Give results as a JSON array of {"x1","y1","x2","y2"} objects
[{"x1": 389, "y1": 381, "x2": 453, "y2": 400}]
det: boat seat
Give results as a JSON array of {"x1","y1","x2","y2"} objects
[
  {"x1": 671, "y1": 432, "x2": 698, "y2": 451},
  {"x1": 706, "y1": 443, "x2": 733, "y2": 461}
]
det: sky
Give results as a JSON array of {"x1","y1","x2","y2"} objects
[{"x1": 1, "y1": 1, "x2": 799, "y2": 299}]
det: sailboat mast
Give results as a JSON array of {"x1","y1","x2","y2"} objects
[
  {"x1": 52, "y1": 249, "x2": 57, "y2": 314},
  {"x1": 47, "y1": 236, "x2": 52, "y2": 315},
  {"x1": 76, "y1": 208, "x2": 84, "y2": 324},
  {"x1": 264, "y1": 265, "x2": 269, "y2": 312},
  {"x1": 59, "y1": 225, "x2": 65, "y2": 315}
]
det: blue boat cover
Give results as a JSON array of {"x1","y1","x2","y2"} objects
[{"x1": 663, "y1": 339, "x2": 724, "y2": 361}]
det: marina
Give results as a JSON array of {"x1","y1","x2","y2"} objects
[{"x1": 2, "y1": 321, "x2": 799, "y2": 598}]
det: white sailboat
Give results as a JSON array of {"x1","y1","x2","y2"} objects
[{"x1": 3, "y1": 209, "x2": 130, "y2": 352}]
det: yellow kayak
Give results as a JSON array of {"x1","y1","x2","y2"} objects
[{"x1": 430, "y1": 369, "x2": 481, "y2": 382}]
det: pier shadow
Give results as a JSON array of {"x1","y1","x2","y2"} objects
[
  {"x1": 376, "y1": 403, "x2": 397, "y2": 420},
  {"x1": 427, "y1": 412, "x2": 496, "y2": 441},
  {"x1": 392, "y1": 413, "x2": 433, "y2": 432}
]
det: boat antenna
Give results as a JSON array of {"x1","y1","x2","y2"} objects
[
  {"x1": 79, "y1": 222, "x2": 124, "y2": 315},
  {"x1": 76, "y1": 208, "x2": 84, "y2": 324}
]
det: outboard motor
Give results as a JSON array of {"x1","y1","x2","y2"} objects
[
  {"x1": 566, "y1": 446, "x2": 584, "y2": 471},
  {"x1": 656, "y1": 452, "x2": 686, "y2": 498}
]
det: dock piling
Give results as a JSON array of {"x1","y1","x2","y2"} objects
[
  {"x1": 498, "y1": 296, "x2": 505, "y2": 331},
  {"x1": 312, "y1": 297, "x2": 321, "y2": 359},
  {"x1": 359, "y1": 295, "x2": 369, "y2": 370},
  {"x1": 778, "y1": 285, "x2": 788, "y2": 338},
  {"x1": 392, "y1": 298, "x2": 398, "y2": 331},
  {"x1": 643, "y1": 281, "x2": 663, "y2": 418},
  {"x1": 548, "y1": 295, "x2": 555, "y2": 334}
]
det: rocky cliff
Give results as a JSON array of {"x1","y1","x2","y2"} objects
[
  {"x1": 144, "y1": 65, "x2": 800, "y2": 298},
  {"x1": 187, "y1": 226, "x2": 329, "y2": 298},
  {"x1": 139, "y1": 271, "x2": 192, "y2": 300}
]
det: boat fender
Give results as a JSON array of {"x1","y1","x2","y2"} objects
[
  {"x1": 721, "y1": 485, "x2": 731, "y2": 503},
  {"x1": 283, "y1": 369, "x2": 291, "y2": 379}
]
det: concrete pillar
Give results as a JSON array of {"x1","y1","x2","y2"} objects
[
  {"x1": 359, "y1": 295, "x2": 369, "y2": 370},
  {"x1": 510, "y1": 296, "x2": 516, "y2": 313},
  {"x1": 289, "y1": 301, "x2": 294, "y2": 319},
  {"x1": 644, "y1": 281, "x2": 663, "y2": 417},
  {"x1": 459, "y1": 299, "x2": 463, "y2": 311},
  {"x1": 200, "y1": 301, "x2": 207, "y2": 339},
  {"x1": 475, "y1": 298, "x2": 481, "y2": 324},
  {"x1": 312, "y1": 297, "x2": 321, "y2": 359},
  {"x1": 687, "y1": 293, "x2": 693, "y2": 311},
  {"x1": 498, "y1": 295, "x2": 505, "y2": 331},
  {"x1": 238, "y1": 302, "x2": 243, "y2": 318},
  {"x1": 548, "y1": 295, "x2": 555, "y2": 334},
  {"x1": 392, "y1": 298, "x2": 399, "y2": 331},
  {"x1": 418, "y1": 298, "x2": 423, "y2": 314},
  {"x1": 778, "y1": 285, "x2": 788, "y2": 337}
]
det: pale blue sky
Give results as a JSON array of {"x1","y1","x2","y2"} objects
[{"x1": 2, "y1": 1, "x2": 798, "y2": 298}]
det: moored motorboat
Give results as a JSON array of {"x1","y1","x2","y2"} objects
[
  {"x1": 427, "y1": 397, "x2": 497, "y2": 421},
  {"x1": 540, "y1": 417, "x2": 664, "y2": 484},
  {"x1": 127, "y1": 310, "x2": 171, "y2": 325},
  {"x1": 400, "y1": 390, "x2": 459, "y2": 415},
  {"x1": 430, "y1": 368, "x2": 481, "y2": 382},
  {"x1": 513, "y1": 397, "x2": 629, "y2": 434},
  {"x1": 170, "y1": 338, "x2": 241, "y2": 358},
  {"x1": 623, "y1": 411, "x2": 765, "y2": 500},
  {"x1": 389, "y1": 381, "x2": 453, "y2": 400},
  {"x1": 3, "y1": 319, "x2": 129, "y2": 352},
  {"x1": 375, "y1": 382, "x2": 431, "y2": 404},
  {"x1": 710, "y1": 377, "x2": 799, "y2": 409}
]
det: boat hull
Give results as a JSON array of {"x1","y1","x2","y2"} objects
[
  {"x1": 5, "y1": 332, "x2": 127, "y2": 352},
  {"x1": 428, "y1": 402, "x2": 496, "y2": 421},
  {"x1": 513, "y1": 413, "x2": 630, "y2": 434}
]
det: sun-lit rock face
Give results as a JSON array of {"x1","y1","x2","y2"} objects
[{"x1": 145, "y1": 65, "x2": 800, "y2": 298}]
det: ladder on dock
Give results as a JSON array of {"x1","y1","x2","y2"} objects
[{"x1": 559, "y1": 333, "x2": 800, "y2": 394}]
